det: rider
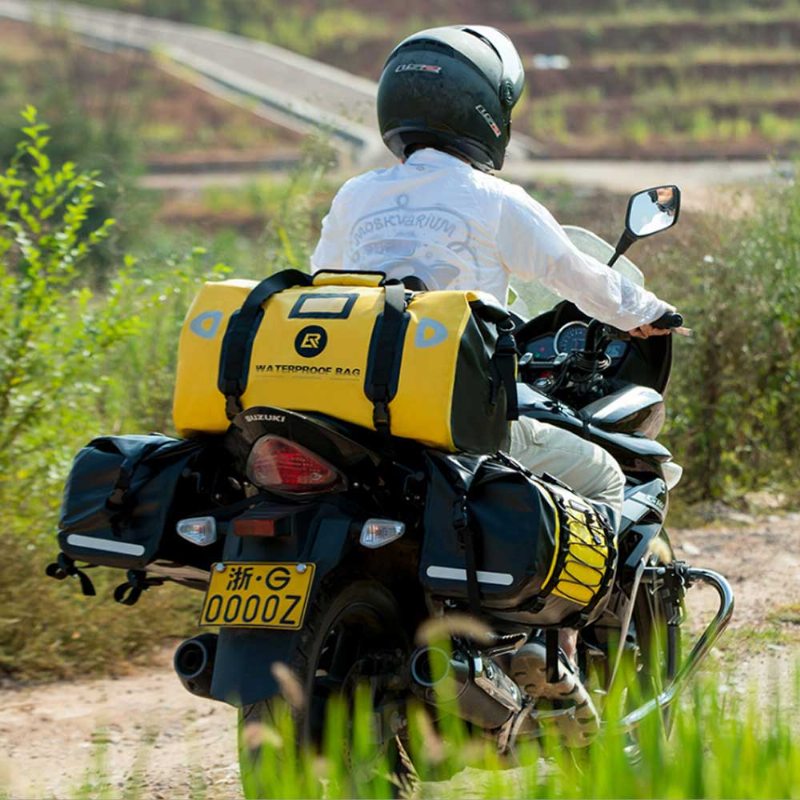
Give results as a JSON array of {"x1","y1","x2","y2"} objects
[{"x1": 310, "y1": 25, "x2": 676, "y2": 714}]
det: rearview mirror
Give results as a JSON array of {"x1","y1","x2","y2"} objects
[{"x1": 626, "y1": 185, "x2": 681, "y2": 238}]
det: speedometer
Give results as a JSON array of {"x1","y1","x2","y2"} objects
[{"x1": 554, "y1": 322, "x2": 588, "y2": 354}]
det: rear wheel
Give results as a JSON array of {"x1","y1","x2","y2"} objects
[{"x1": 239, "y1": 580, "x2": 409, "y2": 798}]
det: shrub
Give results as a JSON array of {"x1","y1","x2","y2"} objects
[
  {"x1": 0, "y1": 110, "x2": 224, "y2": 680},
  {"x1": 655, "y1": 172, "x2": 800, "y2": 500},
  {"x1": 0, "y1": 107, "x2": 139, "y2": 503}
]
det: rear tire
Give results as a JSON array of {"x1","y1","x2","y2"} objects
[{"x1": 239, "y1": 580, "x2": 409, "y2": 798}]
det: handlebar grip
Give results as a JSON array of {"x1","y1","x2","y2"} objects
[{"x1": 652, "y1": 312, "x2": 684, "y2": 329}]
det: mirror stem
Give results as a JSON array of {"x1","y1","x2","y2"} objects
[{"x1": 608, "y1": 229, "x2": 636, "y2": 268}]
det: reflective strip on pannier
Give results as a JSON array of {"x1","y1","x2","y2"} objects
[{"x1": 172, "y1": 269, "x2": 518, "y2": 453}]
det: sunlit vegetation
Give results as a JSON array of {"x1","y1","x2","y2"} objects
[{"x1": 71, "y1": 0, "x2": 800, "y2": 157}]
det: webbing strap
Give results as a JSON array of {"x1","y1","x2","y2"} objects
[
  {"x1": 218, "y1": 269, "x2": 312, "y2": 419},
  {"x1": 546, "y1": 629, "x2": 561, "y2": 683},
  {"x1": 103, "y1": 437, "x2": 198, "y2": 512},
  {"x1": 365, "y1": 282, "x2": 407, "y2": 434},
  {"x1": 453, "y1": 495, "x2": 483, "y2": 617},
  {"x1": 492, "y1": 322, "x2": 519, "y2": 420},
  {"x1": 462, "y1": 525, "x2": 484, "y2": 617}
]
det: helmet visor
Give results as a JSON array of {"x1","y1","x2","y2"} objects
[{"x1": 464, "y1": 25, "x2": 525, "y2": 102}]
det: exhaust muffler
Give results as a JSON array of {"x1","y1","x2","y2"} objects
[
  {"x1": 410, "y1": 646, "x2": 523, "y2": 729},
  {"x1": 174, "y1": 633, "x2": 218, "y2": 699}
]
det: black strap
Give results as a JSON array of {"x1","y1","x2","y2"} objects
[
  {"x1": 365, "y1": 282, "x2": 407, "y2": 434},
  {"x1": 114, "y1": 570, "x2": 164, "y2": 606},
  {"x1": 453, "y1": 495, "x2": 483, "y2": 617},
  {"x1": 45, "y1": 553, "x2": 96, "y2": 597},
  {"x1": 492, "y1": 320, "x2": 519, "y2": 421},
  {"x1": 546, "y1": 629, "x2": 561, "y2": 683},
  {"x1": 218, "y1": 269, "x2": 313, "y2": 419},
  {"x1": 104, "y1": 438, "x2": 201, "y2": 519}
]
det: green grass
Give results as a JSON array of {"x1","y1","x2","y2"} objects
[
  {"x1": 240, "y1": 670, "x2": 800, "y2": 799},
  {"x1": 768, "y1": 604, "x2": 800, "y2": 626}
]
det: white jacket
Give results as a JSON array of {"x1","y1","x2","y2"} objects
[{"x1": 311, "y1": 149, "x2": 669, "y2": 330}]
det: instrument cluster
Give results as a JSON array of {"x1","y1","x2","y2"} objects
[{"x1": 523, "y1": 321, "x2": 628, "y2": 363}]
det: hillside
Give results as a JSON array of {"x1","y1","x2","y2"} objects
[
  {"x1": 0, "y1": 19, "x2": 303, "y2": 170},
  {"x1": 70, "y1": 0, "x2": 800, "y2": 158}
]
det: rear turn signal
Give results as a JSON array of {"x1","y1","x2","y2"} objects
[
  {"x1": 360, "y1": 519, "x2": 405, "y2": 549},
  {"x1": 176, "y1": 517, "x2": 217, "y2": 547},
  {"x1": 246, "y1": 435, "x2": 345, "y2": 495}
]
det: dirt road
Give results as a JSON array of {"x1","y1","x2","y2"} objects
[{"x1": 1, "y1": 514, "x2": 798, "y2": 799}]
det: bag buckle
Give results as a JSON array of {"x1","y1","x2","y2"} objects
[
  {"x1": 225, "y1": 394, "x2": 244, "y2": 420},
  {"x1": 372, "y1": 400, "x2": 390, "y2": 432}
]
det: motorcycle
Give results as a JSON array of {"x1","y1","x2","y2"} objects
[{"x1": 48, "y1": 185, "x2": 733, "y2": 791}]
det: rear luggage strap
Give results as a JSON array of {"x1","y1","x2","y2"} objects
[
  {"x1": 449, "y1": 455, "x2": 492, "y2": 618},
  {"x1": 218, "y1": 269, "x2": 313, "y2": 419},
  {"x1": 364, "y1": 282, "x2": 408, "y2": 434},
  {"x1": 492, "y1": 318, "x2": 519, "y2": 420},
  {"x1": 45, "y1": 553, "x2": 96, "y2": 597}
]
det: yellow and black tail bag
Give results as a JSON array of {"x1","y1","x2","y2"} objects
[{"x1": 173, "y1": 269, "x2": 518, "y2": 453}]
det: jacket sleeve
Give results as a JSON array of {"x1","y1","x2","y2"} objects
[{"x1": 497, "y1": 186, "x2": 672, "y2": 330}]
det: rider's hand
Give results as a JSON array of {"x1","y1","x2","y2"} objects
[{"x1": 628, "y1": 324, "x2": 673, "y2": 339}]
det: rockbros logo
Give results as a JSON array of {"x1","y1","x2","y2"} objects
[{"x1": 294, "y1": 325, "x2": 328, "y2": 358}]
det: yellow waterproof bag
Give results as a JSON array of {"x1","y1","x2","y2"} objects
[{"x1": 173, "y1": 269, "x2": 518, "y2": 452}]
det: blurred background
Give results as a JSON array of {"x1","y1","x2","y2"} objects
[{"x1": 0, "y1": 0, "x2": 798, "y2": 710}]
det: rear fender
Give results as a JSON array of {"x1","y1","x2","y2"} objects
[{"x1": 210, "y1": 510, "x2": 352, "y2": 706}]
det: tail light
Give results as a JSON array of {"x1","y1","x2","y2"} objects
[{"x1": 245, "y1": 435, "x2": 345, "y2": 495}]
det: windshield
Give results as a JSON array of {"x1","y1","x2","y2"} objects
[{"x1": 512, "y1": 226, "x2": 645, "y2": 317}]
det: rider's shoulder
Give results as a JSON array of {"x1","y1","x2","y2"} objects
[
  {"x1": 336, "y1": 169, "x2": 383, "y2": 195},
  {"x1": 484, "y1": 176, "x2": 553, "y2": 223}
]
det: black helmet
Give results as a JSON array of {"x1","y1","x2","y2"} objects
[{"x1": 377, "y1": 25, "x2": 525, "y2": 171}]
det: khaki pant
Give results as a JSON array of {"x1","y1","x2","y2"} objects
[{"x1": 507, "y1": 416, "x2": 625, "y2": 527}]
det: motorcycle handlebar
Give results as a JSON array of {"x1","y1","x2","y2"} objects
[{"x1": 651, "y1": 311, "x2": 684, "y2": 330}]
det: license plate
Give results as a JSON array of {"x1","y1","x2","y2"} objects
[{"x1": 200, "y1": 562, "x2": 315, "y2": 629}]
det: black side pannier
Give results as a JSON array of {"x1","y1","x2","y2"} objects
[
  {"x1": 420, "y1": 452, "x2": 617, "y2": 628},
  {"x1": 57, "y1": 434, "x2": 206, "y2": 571}
]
